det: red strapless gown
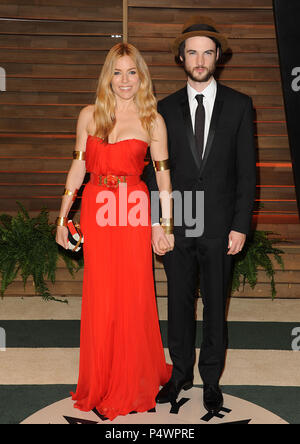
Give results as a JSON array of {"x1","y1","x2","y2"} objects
[{"x1": 70, "y1": 136, "x2": 172, "y2": 420}]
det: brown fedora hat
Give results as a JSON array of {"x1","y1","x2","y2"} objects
[{"x1": 172, "y1": 16, "x2": 229, "y2": 55}]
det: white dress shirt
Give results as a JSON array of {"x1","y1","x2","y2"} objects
[
  {"x1": 152, "y1": 78, "x2": 217, "y2": 227},
  {"x1": 187, "y1": 77, "x2": 217, "y2": 158}
]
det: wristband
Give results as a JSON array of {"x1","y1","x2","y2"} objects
[
  {"x1": 160, "y1": 217, "x2": 173, "y2": 225},
  {"x1": 160, "y1": 217, "x2": 174, "y2": 235},
  {"x1": 56, "y1": 217, "x2": 68, "y2": 227},
  {"x1": 161, "y1": 225, "x2": 174, "y2": 235}
]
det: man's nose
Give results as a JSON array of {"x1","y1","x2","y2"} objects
[{"x1": 197, "y1": 54, "x2": 205, "y2": 66}]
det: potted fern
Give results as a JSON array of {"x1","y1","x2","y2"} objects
[
  {"x1": 0, "y1": 204, "x2": 285, "y2": 302},
  {"x1": 232, "y1": 230, "x2": 285, "y2": 299},
  {"x1": 0, "y1": 203, "x2": 83, "y2": 303}
]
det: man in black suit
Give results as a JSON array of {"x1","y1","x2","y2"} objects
[{"x1": 143, "y1": 16, "x2": 256, "y2": 415}]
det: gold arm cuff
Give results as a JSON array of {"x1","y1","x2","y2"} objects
[
  {"x1": 73, "y1": 151, "x2": 86, "y2": 161},
  {"x1": 63, "y1": 188, "x2": 78, "y2": 202},
  {"x1": 56, "y1": 217, "x2": 68, "y2": 227},
  {"x1": 153, "y1": 159, "x2": 170, "y2": 172}
]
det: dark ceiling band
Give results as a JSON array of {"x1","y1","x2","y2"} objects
[{"x1": 183, "y1": 24, "x2": 218, "y2": 34}]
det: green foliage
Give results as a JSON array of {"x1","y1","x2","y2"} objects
[
  {"x1": 0, "y1": 203, "x2": 83, "y2": 303},
  {"x1": 232, "y1": 231, "x2": 285, "y2": 299},
  {"x1": 0, "y1": 204, "x2": 286, "y2": 302}
]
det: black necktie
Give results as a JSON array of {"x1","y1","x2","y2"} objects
[{"x1": 195, "y1": 94, "x2": 205, "y2": 163}]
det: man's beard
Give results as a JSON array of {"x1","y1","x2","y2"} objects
[{"x1": 183, "y1": 63, "x2": 216, "y2": 83}]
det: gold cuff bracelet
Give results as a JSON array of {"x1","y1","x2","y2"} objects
[
  {"x1": 160, "y1": 217, "x2": 173, "y2": 225},
  {"x1": 56, "y1": 217, "x2": 68, "y2": 227},
  {"x1": 160, "y1": 217, "x2": 174, "y2": 235},
  {"x1": 73, "y1": 151, "x2": 86, "y2": 161},
  {"x1": 161, "y1": 225, "x2": 174, "y2": 235},
  {"x1": 153, "y1": 159, "x2": 170, "y2": 172}
]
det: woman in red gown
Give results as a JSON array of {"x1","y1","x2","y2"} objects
[{"x1": 56, "y1": 43, "x2": 173, "y2": 421}]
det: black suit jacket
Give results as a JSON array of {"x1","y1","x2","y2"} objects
[{"x1": 143, "y1": 82, "x2": 257, "y2": 238}]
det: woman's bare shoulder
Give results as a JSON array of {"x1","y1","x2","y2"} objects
[
  {"x1": 152, "y1": 112, "x2": 167, "y2": 137},
  {"x1": 79, "y1": 104, "x2": 95, "y2": 120},
  {"x1": 156, "y1": 112, "x2": 165, "y2": 124},
  {"x1": 74, "y1": 105, "x2": 95, "y2": 140}
]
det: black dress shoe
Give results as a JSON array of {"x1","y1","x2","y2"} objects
[
  {"x1": 156, "y1": 379, "x2": 193, "y2": 404},
  {"x1": 203, "y1": 384, "x2": 223, "y2": 415}
]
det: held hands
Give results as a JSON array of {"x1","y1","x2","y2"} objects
[
  {"x1": 152, "y1": 225, "x2": 175, "y2": 256},
  {"x1": 227, "y1": 230, "x2": 246, "y2": 255},
  {"x1": 152, "y1": 227, "x2": 245, "y2": 256}
]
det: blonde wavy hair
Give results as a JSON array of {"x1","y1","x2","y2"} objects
[{"x1": 93, "y1": 43, "x2": 158, "y2": 142}]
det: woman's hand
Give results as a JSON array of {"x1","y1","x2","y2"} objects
[{"x1": 56, "y1": 226, "x2": 69, "y2": 250}]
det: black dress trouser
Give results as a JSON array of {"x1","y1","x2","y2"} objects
[{"x1": 162, "y1": 233, "x2": 234, "y2": 386}]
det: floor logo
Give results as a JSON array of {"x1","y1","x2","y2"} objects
[{"x1": 21, "y1": 388, "x2": 288, "y2": 424}]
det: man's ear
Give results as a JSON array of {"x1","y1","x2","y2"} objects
[{"x1": 216, "y1": 47, "x2": 220, "y2": 62}]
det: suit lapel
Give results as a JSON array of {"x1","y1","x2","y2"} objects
[
  {"x1": 178, "y1": 83, "x2": 224, "y2": 174},
  {"x1": 200, "y1": 85, "x2": 224, "y2": 175},
  {"x1": 179, "y1": 87, "x2": 201, "y2": 170}
]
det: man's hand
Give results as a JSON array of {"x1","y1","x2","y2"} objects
[
  {"x1": 227, "y1": 230, "x2": 246, "y2": 255},
  {"x1": 152, "y1": 225, "x2": 174, "y2": 256}
]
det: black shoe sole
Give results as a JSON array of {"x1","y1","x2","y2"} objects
[
  {"x1": 203, "y1": 402, "x2": 223, "y2": 416},
  {"x1": 156, "y1": 381, "x2": 193, "y2": 404},
  {"x1": 182, "y1": 381, "x2": 193, "y2": 391}
]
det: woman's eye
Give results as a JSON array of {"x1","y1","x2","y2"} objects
[
  {"x1": 114, "y1": 71, "x2": 121, "y2": 75},
  {"x1": 129, "y1": 70, "x2": 136, "y2": 75}
]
